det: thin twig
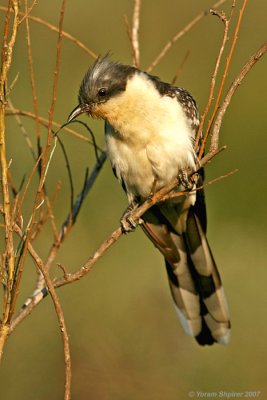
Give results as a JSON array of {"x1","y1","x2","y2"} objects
[
  {"x1": 211, "y1": 41, "x2": 267, "y2": 150},
  {"x1": 146, "y1": 0, "x2": 228, "y2": 73},
  {"x1": 43, "y1": 3, "x2": 72, "y2": 395},
  {"x1": 123, "y1": 14, "x2": 132, "y2": 44},
  {"x1": 194, "y1": 6, "x2": 231, "y2": 152},
  {"x1": 31, "y1": 183, "x2": 61, "y2": 241},
  {"x1": 7, "y1": 167, "x2": 18, "y2": 196},
  {"x1": 5, "y1": 107, "x2": 95, "y2": 144},
  {"x1": 15, "y1": 152, "x2": 42, "y2": 221},
  {"x1": 7, "y1": 100, "x2": 37, "y2": 160},
  {"x1": 171, "y1": 50, "x2": 190, "y2": 85},
  {"x1": 47, "y1": 6, "x2": 65, "y2": 145},
  {"x1": 131, "y1": 0, "x2": 141, "y2": 67},
  {"x1": 10, "y1": 152, "x2": 107, "y2": 333},
  {"x1": 9, "y1": 198, "x2": 29, "y2": 320},
  {"x1": 11, "y1": 224, "x2": 71, "y2": 400},
  {"x1": 18, "y1": 0, "x2": 36, "y2": 24},
  {"x1": 25, "y1": 0, "x2": 41, "y2": 142},
  {"x1": 43, "y1": 138, "x2": 58, "y2": 185},
  {"x1": 0, "y1": 6, "x2": 97, "y2": 59},
  {"x1": 66, "y1": 119, "x2": 101, "y2": 161},
  {"x1": 38, "y1": 259, "x2": 72, "y2": 400},
  {"x1": 55, "y1": 226, "x2": 123, "y2": 287},
  {"x1": 199, "y1": 0, "x2": 247, "y2": 158},
  {"x1": 59, "y1": 151, "x2": 107, "y2": 241},
  {"x1": 160, "y1": 168, "x2": 238, "y2": 202}
]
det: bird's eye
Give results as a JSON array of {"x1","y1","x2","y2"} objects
[{"x1": 98, "y1": 88, "x2": 106, "y2": 97}]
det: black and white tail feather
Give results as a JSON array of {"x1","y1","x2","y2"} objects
[{"x1": 141, "y1": 171, "x2": 230, "y2": 345}]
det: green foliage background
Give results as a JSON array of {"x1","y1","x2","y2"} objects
[{"x1": 0, "y1": 0, "x2": 267, "y2": 399}]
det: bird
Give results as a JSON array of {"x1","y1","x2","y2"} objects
[{"x1": 68, "y1": 54, "x2": 230, "y2": 346}]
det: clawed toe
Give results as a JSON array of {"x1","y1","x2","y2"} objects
[
  {"x1": 178, "y1": 168, "x2": 197, "y2": 190},
  {"x1": 121, "y1": 215, "x2": 136, "y2": 233},
  {"x1": 120, "y1": 202, "x2": 143, "y2": 233}
]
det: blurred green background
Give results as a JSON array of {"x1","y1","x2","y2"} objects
[{"x1": 1, "y1": 0, "x2": 267, "y2": 399}]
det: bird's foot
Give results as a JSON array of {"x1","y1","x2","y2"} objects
[
  {"x1": 178, "y1": 168, "x2": 197, "y2": 190},
  {"x1": 120, "y1": 202, "x2": 143, "y2": 233}
]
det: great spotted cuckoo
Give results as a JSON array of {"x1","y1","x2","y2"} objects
[{"x1": 68, "y1": 55, "x2": 230, "y2": 346}]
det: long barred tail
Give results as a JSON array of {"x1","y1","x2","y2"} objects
[{"x1": 142, "y1": 202, "x2": 230, "y2": 346}]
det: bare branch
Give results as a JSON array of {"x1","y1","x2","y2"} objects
[
  {"x1": 123, "y1": 14, "x2": 132, "y2": 43},
  {"x1": 12, "y1": 224, "x2": 72, "y2": 400},
  {"x1": 55, "y1": 226, "x2": 123, "y2": 287},
  {"x1": 211, "y1": 41, "x2": 267, "y2": 151},
  {"x1": 6, "y1": 107, "x2": 95, "y2": 144},
  {"x1": 171, "y1": 50, "x2": 190, "y2": 85},
  {"x1": 0, "y1": 0, "x2": 20, "y2": 362},
  {"x1": 10, "y1": 151, "x2": 107, "y2": 332},
  {"x1": 38, "y1": 260, "x2": 72, "y2": 400},
  {"x1": 160, "y1": 168, "x2": 238, "y2": 202},
  {"x1": 18, "y1": 0, "x2": 36, "y2": 24},
  {"x1": 0, "y1": 6, "x2": 97, "y2": 59},
  {"x1": 7, "y1": 100, "x2": 37, "y2": 160},
  {"x1": 146, "y1": 0, "x2": 228, "y2": 73},
  {"x1": 131, "y1": 0, "x2": 141, "y2": 67},
  {"x1": 25, "y1": 0, "x2": 41, "y2": 141},
  {"x1": 194, "y1": 5, "x2": 232, "y2": 151},
  {"x1": 199, "y1": 0, "x2": 247, "y2": 158}
]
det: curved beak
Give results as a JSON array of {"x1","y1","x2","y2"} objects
[{"x1": 67, "y1": 103, "x2": 91, "y2": 123}]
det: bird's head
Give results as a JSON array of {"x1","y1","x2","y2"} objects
[{"x1": 68, "y1": 54, "x2": 136, "y2": 122}]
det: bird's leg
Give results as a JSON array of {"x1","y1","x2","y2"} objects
[
  {"x1": 149, "y1": 177, "x2": 158, "y2": 198},
  {"x1": 120, "y1": 199, "x2": 143, "y2": 233}
]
